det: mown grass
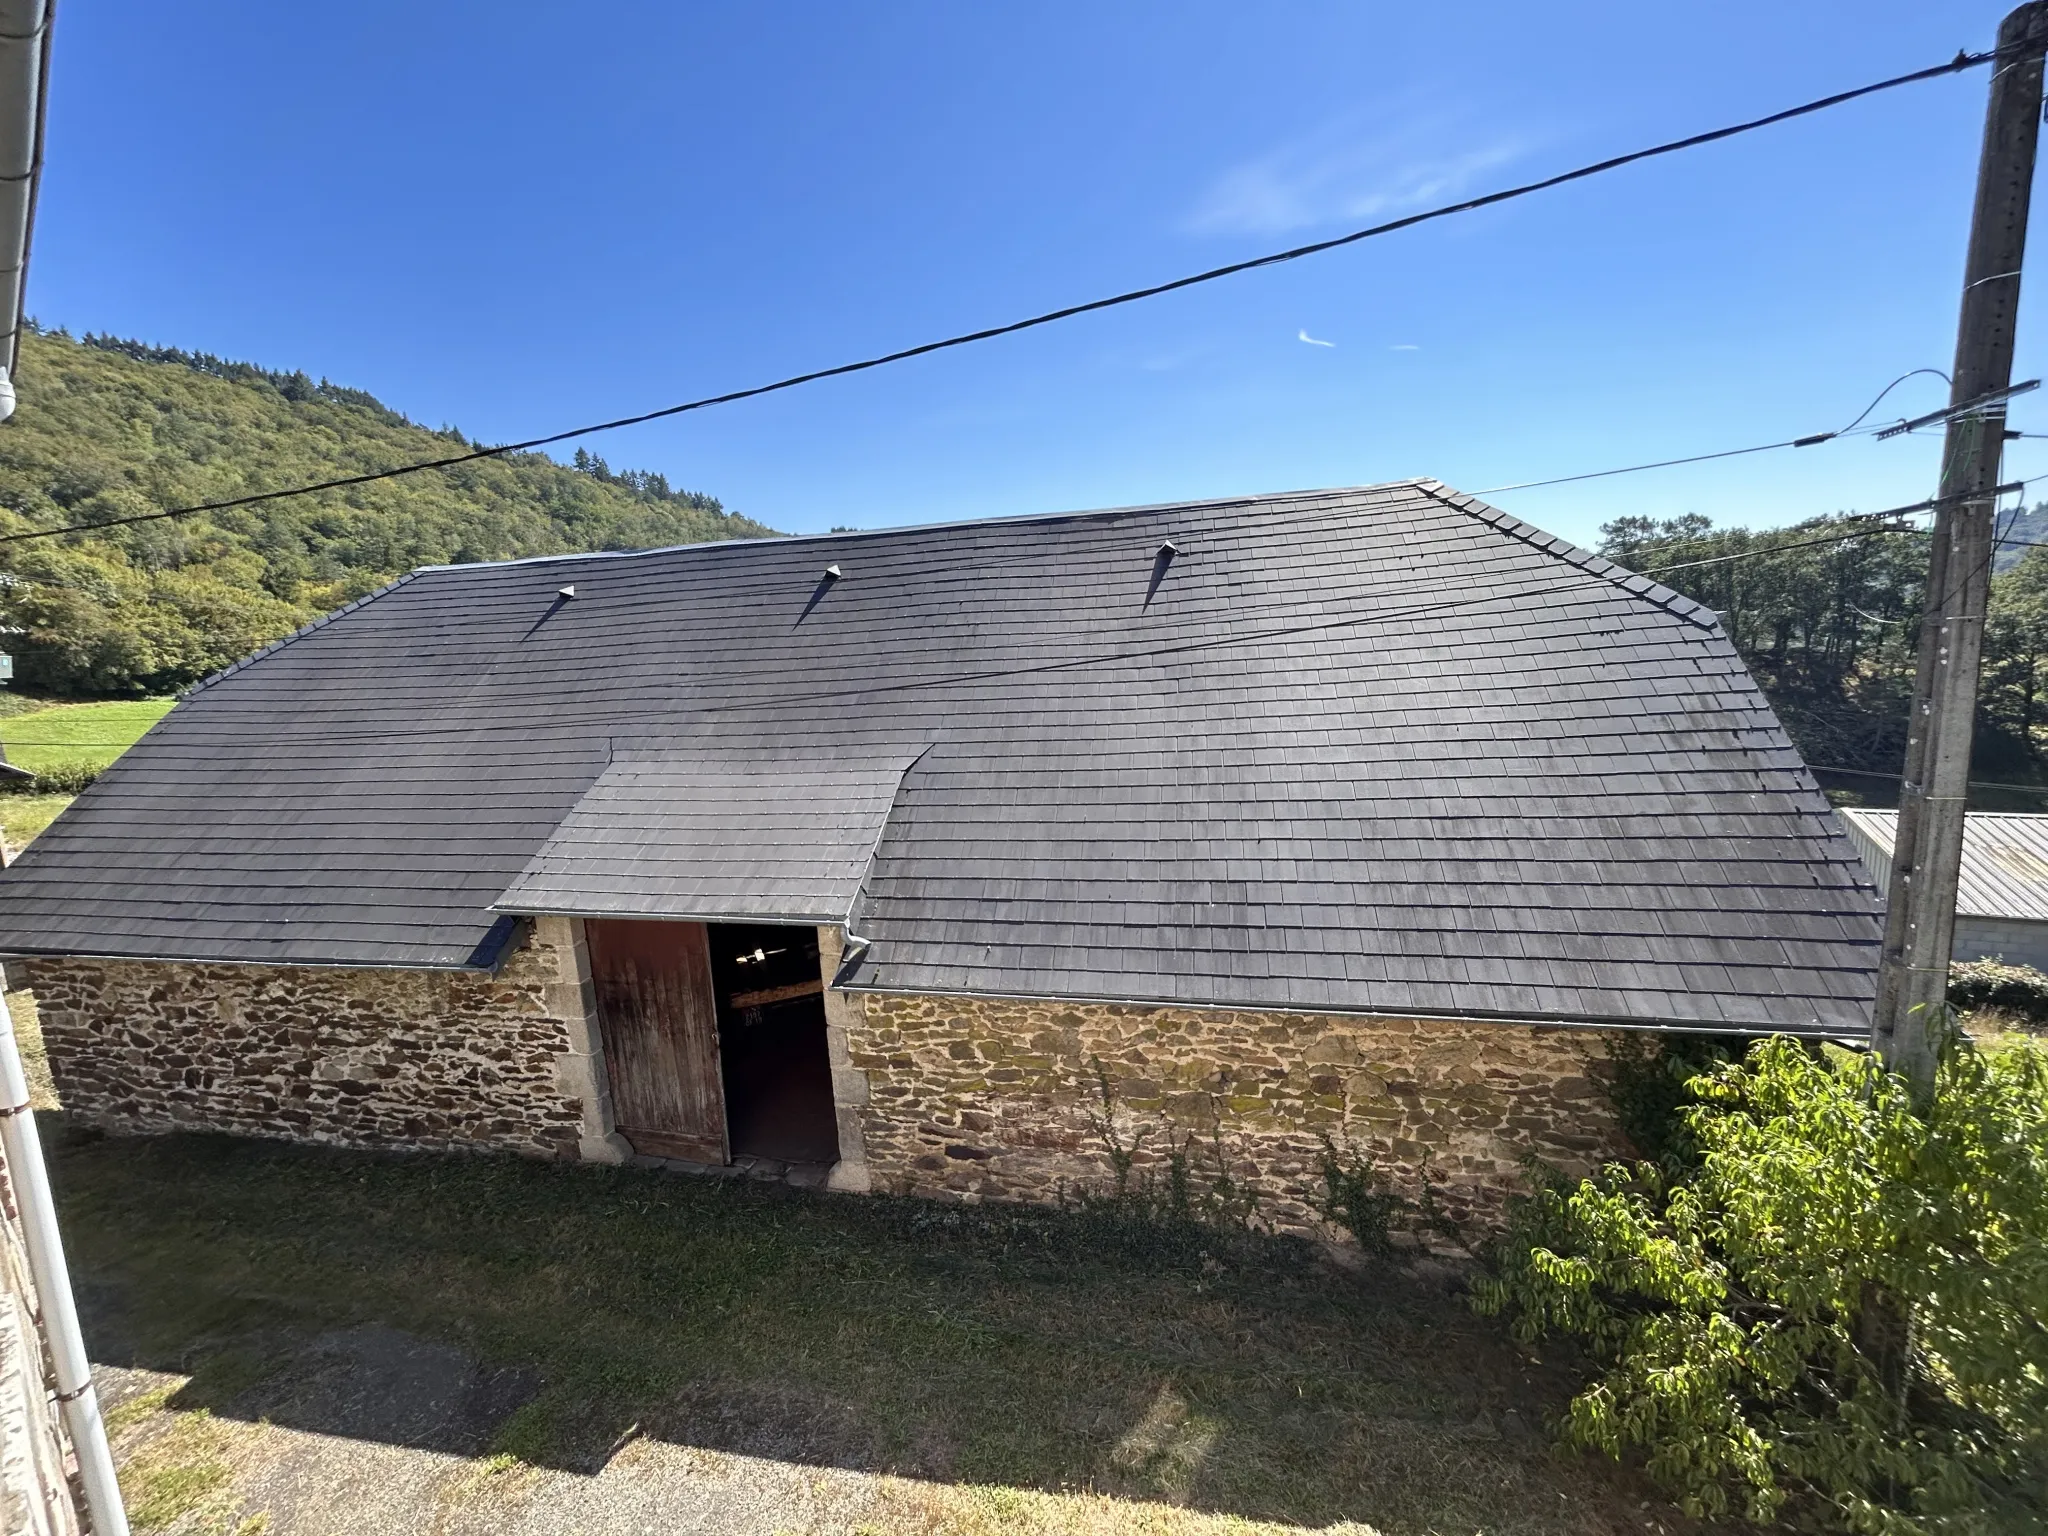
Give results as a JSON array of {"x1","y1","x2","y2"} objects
[
  {"x1": 0, "y1": 695, "x2": 172, "y2": 851},
  {"x1": 46, "y1": 1125, "x2": 1658, "y2": 1535},
  {"x1": 0, "y1": 695, "x2": 174, "y2": 776}
]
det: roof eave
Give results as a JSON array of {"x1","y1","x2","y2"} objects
[{"x1": 832, "y1": 977, "x2": 1872, "y2": 1042}]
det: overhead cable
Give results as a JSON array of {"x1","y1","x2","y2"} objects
[
  {"x1": 1474, "y1": 368, "x2": 1979, "y2": 497},
  {"x1": 1808, "y1": 764, "x2": 2048, "y2": 796},
  {"x1": 1475, "y1": 434, "x2": 1836, "y2": 496},
  {"x1": 0, "y1": 512, "x2": 1966, "y2": 748},
  {"x1": 1835, "y1": 367, "x2": 1954, "y2": 435},
  {"x1": 39, "y1": 487, "x2": 2015, "y2": 757},
  {"x1": 0, "y1": 47, "x2": 1997, "y2": 550}
]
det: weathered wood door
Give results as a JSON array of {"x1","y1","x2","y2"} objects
[{"x1": 585, "y1": 918, "x2": 728, "y2": 1163}]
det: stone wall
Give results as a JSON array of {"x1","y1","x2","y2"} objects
[
  {"x1": 17, "y1": 920, "x2": 1634, "y2": 1235},
  {"x1": 816, "y1": 927, "x2": 874, "y2": 1193},
  {"x1": 23, "y1": 920, "x2": 603, "y2": 1160},
  {"x1": 845, "y1": 993, "x2": 1629, "y2": 1233}
]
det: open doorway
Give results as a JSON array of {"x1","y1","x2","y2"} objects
[{"x1": 706, "y1": 922, "x2": 841, "y2": 1165}]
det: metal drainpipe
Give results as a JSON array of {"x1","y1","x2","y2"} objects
[
  {"x1": 0, "y1": 984, "x2": 127, "y2": 1535},
  {"x1": 0, "y1": 0, "x2": 52, "y2": 413},
  {"x1": 0, "y1": 9, "x2": 120, "y2": 1524}
]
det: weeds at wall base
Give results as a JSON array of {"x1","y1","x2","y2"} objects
[{"x1": 1066, "y1": 1055, "x2": 1469, "y2": 1260}]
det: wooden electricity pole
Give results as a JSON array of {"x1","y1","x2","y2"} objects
[{"x1": 1872, "y1": 1, "x2": 2048, "y2": 1101}]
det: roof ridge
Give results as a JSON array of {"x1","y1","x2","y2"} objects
[
  {"x1": 406, "y1": 482, "x2": 1422, "y2": 576},
  {"x1": 179, "y1": 571, "x2": 423, "y2": 699},
  {"x1": 1411, "y1": 480, "x2": 1722, "y2": 632}
]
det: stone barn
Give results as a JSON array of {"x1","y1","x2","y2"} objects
[{"x1": 0, "y1": 482, "x2": 1882, "y2": 1231}]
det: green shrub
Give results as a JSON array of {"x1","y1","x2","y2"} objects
[
  {"x1": 1601, "y1": 1031, "x2": 1736, "y2": 1172},
  {"x1": 1474, "y1": 1036, "x2": 2048, "y2": 1534},
  {"x1": 1948, "y1": 959, "x2": 2048, "y2": 1029},
  {"x1": 0, "y1": 759, "x2": 103, "y2": 795}
]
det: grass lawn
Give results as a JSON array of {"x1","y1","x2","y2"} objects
[
  {"x1": 0, "y1": 695, "x2": 174, "y2": 852},
  {"x1": 0, "y1": 695, "x2": 175, "y2": 775},
  {"x1": 43, "y1": 1125, "x2": 1678, "y2": 1536}
]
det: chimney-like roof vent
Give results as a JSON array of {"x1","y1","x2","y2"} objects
[
  {"x1": 557, "y1": 585, "x2": 576, "y2": 599},
  {"x1": 824, "y1": 564, "x2": 843, "y2": 579}
]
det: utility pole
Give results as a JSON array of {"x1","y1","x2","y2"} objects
[{"x1": 1872, "y1": 1, "x2": 2048, "y2": 1102}]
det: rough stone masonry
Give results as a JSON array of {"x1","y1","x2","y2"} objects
[
  {"x1": 22, "y1": 919, "x2": 592, "y2": 1160},
  {"x1": 24, "y1": 920, "x2": 1630, "y2": 1235},
  {"x1": 844, "y1": 993, "x2": 1628, "y2": 1232}
]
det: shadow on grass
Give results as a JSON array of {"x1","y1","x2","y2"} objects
[{"x1": 51, "y1": 1120, "x2": 1629, "y2": 1535}]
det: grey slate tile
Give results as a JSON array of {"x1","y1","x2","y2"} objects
[{"x1": 0, "y1": 481, "x2": 1881, "y2": 1033}]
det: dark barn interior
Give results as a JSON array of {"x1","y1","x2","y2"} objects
[{"x1": 707, "y1": 922, "x2": 840, "y2": 1164}]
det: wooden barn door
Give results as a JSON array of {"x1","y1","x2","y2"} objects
[{"x1": 585, "y1": 918, "x2": 728, "y2": 1163}]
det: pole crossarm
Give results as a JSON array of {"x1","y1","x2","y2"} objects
[{"x1": 1874, "y1": 377, "x2": 2040, "y2": 437}]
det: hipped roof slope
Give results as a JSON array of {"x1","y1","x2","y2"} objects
[{"x1": 0, "y1": 481, "x2": 1881, "y2": 1033}]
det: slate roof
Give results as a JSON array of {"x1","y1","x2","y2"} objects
[
  {"x1": 1838, "y1": 809, "x2": 2048, "y2": 922},
  {"x1": 0, "y1": 481, "x2": 1883, "y2": 1033},
  {"x1": 496, "y1": 752, "x2": 922, "y2": 923}
]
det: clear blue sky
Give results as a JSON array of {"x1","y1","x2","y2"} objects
[{"x1": 23, "y1": 1, "x2": 2042, "y2": 545}]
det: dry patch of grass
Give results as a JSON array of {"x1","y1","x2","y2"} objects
[
  {"x1": 854, "y1": 1481, "x2": 1385, "y2": 1534},
  {"x1": 109, "y1": 1383, "x2": 253, "y2": 1535},
  {"x1": 5, "y1": 985, "x2": 58, "y2": 1109},
  {"x1": 0, "y1": 790, "x2": 74, "y2": 852}
]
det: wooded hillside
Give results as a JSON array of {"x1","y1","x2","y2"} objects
[{"x1": 0, "y1": 327, "x2": 775, "y2": 696}]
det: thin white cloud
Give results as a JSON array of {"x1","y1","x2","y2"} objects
[
  {"x1": 1298, "y1": 329, "x2": 1335, "y2": 348},
  {"x1": 1187, "y1": 106, "x2": 1528, "y2": 238},
  {"x1": 1389, "y1": 343, "x2": 1420, "y2": 351}
]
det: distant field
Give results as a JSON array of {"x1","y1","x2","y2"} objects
[
  {"x1": 0, "y1": 696, "x2": 175, "y2": 775},
  {"x1": 0, "y1": 696, "x2": 175, "y2": 851}
]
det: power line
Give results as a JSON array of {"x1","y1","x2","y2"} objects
[
  {"x1": 0, "y1": 508, "x2": 1959, "y2": 750},
  {"x1": 1809, "y1": 764, "x2": 2048, "y2": 796},
  {"x1": 1473, "y1": 436, "x2": 1829, "y2": 496},
  {"x1": 1836, "y1": 367, "x2": 1955, "y2": 435},
  {"x1": 1588, "y1": 483, "x2": 2035, "y2": 574},
  {"x1": 0, "y1": 489, "x2": 1973, "y2": 749},
  {"x1": 0, "y1": 48, "x2": 1996, "y2": 551},
  {"x1": 1473, "y1": 368, "x2": 1964, "y2": 496},
  {"x1": 3, "y1": 479, "x2": 2036, "y2": 753},
  {"x1": 1637, "y1": 519, "x2": 1921, "y2": 573},
  {"x1": 20, "y1": 488, "x2": 1994, "y2": 757}
]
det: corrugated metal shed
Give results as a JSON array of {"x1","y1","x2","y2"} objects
[
  {"x1": 1837, "y1": 809, "x2": 2048, "y2": 921},
  {"x1": 0, "y1": 481, "x2": 1884, "y2": 1034}
]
